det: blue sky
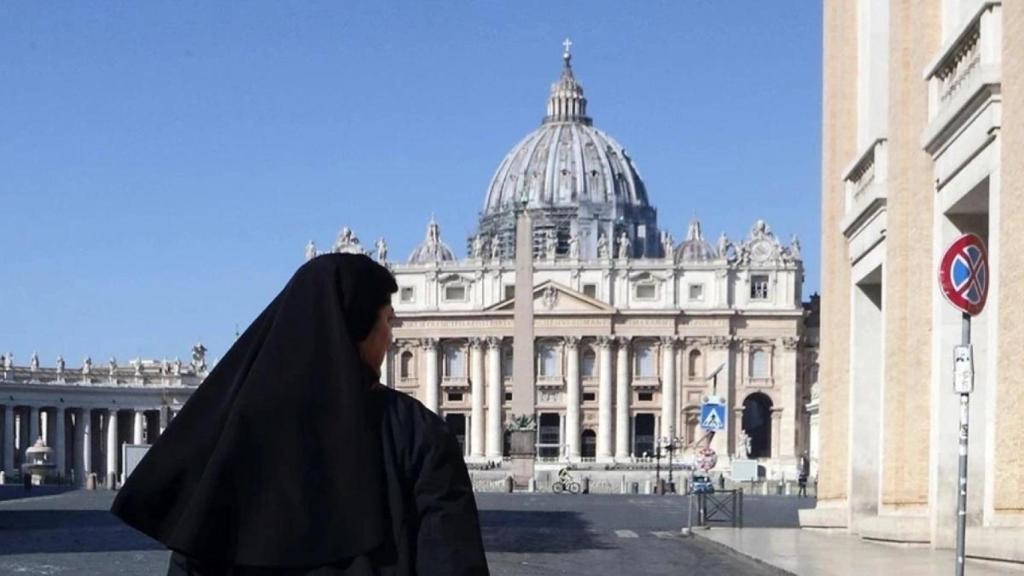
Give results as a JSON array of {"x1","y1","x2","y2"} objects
[{"x1": 0, "y1": 1, "x2": 822, "y2": 365}]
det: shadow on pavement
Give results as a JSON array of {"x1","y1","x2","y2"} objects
[
  {"x1": 479, "y1": 509, "x2": 612, "y2": 554},
  {"x1": 736, "y1": 495, "x2": 817, "y2": 528},
  {"x1": 0, "y1": 485, "x2": 79, "y2": 502},
  {"x1": 0, "y1": 510, "x2": 166, "y2": 555}
]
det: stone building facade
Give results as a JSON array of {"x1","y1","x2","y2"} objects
[
  {"x1": 801, "y1": 0, "x2": 1024, "y2": 563},
  {"x1": 314, "y1": 46, "x2": 817, "y2": 478}
]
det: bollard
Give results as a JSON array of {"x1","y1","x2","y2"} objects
[
  {"x1": 621, "y1": 475, "x2": 628, "y2": 494},
  {"x1": 784, "y1": 481, "x2": 792, "y2": 496},
  {"x1": 86, "y1": 473, "x2": 97, "y2": 491},
  {"x1": 527, "y1": 478, "x2": 536, "y2": 493},
  {"x1": 107, "y1": 472, "x2": 117, "y2": 490},
  {"x1": 504, "y1": 476, "x2": 514, "y2": 493},
  {"x1": 582, "y1": 477, "x2": 590, "y2": 494},
  {"x1": 630, "y1": 481, "x2": 639, "y2": 494},
  {"x1": 761, "y1": 481, "x2": 769, "y2": 495}
]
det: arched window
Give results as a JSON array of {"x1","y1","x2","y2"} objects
[
  {"x1": 581, "y1": 347, "x2": 596, "y2": 378},
  {"x1": 688, "y1": 349, "x2": 702, "y2": 379},
  {"x1": 750, "y1": 348, "x2": 769, "y2": 379},
  {"x1": 400, "y1": 351, "x2": 414, "y2": 379},
  {"x1": 538, "y1": 342, "x2": 558, "y2": 377},
  {"x1": 635, "y1": 342, "x2": 655, "y2": 378},
  {"x1": 444, "y1": 344, "x2": 465, "y2": 379}
]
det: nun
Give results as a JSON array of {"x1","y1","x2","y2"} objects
[{"x1": 112, "y1": 253, "x2": 489, "y2": 575}]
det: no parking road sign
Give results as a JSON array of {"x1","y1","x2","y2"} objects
[
  {"x1": 939, "y1": 233, "x2": 989, "y2": 316},
  {"x1": 700, "y1": 398, "x2": 726, "y2": 432},
  {"x1": 938, "y1": 233, "x2": 989, "y2": 576}
]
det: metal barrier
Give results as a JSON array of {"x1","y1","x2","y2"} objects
[{"x1": 697, "y1": 489, "x2": 744, "y2": 528}]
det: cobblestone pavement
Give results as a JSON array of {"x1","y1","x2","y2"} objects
[{"x1": 0, "y1": 488, "x2": 808, "y2": 575}]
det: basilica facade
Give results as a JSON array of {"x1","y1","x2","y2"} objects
[{"x1": 312, "y1": 46, "x2": 817, "y2": 477}]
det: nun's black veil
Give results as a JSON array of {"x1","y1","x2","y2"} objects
[{"x1": 112, "y1": 253, "x2": 398, "y2": 568}]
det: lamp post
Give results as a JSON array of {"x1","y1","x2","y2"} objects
[
  {"x1": 654, "y1": 445, "x2": 662, "y2": 492},
  {"x1": 658, "y1": 435, "x2": 682, "y2": 493}
]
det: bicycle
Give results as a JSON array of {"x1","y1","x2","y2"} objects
[{"x1": 552, "y1": 469, "x2": 582, "y2": 494}]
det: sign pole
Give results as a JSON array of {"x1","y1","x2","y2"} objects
[
  {"x1": 938, "y1": 233, "x2": 987, "y2": 576},
  {"x1": 955, "y1": 312, "x2": 970, "y2": 576}
]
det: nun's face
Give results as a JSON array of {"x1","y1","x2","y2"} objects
[{"x1": 358, "y1": 304, "x2": 395, "y2": 373}]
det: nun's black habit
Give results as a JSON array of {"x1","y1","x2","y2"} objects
[{"x1": 111, "y1": 254, "x2": 489, "y2": 575}]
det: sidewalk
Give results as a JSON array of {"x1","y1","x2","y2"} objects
[{"x1": 698, "y1": 528, "x2": 1024, "y2": 576}]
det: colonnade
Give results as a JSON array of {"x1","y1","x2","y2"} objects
[
  {"x1": 406, "y1": 335, "x2": 686, "y2": 462},
  {"x1": 0, "y1": 405, "x2": 173, "y2": 484}
]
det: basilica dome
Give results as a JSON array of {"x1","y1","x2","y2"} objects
[
  {"x1": 481, "y1": 99, "x2": 650, "y2": 216},
  {"x1": 473, "y1": 43, "x2": 661, "y2": 260}
]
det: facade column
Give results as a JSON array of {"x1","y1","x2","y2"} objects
[
  {"x1": 54, "y1": 406, "x2": 66, "y2": 477},
  {"x1": 74, "y1": 408, "x2": 89, "y2": 482},
  {"x1": 709, "y1": 336, "x2": 735, "y2": 457},
  {"x1": 106, "y1": 410, "x2": 118, "y2": 485},
  {"x1": 28, "y1": 406, "x2": 39, "y2": 445},
  {"x1": 771, "y1": 408, "x2": 783, "y2": 460},
  {"x1": 3, "y1": 405, "x2": 13, "y2": 474},
  {"x1": 421, "y1": 338, "x2": 439, "y2": 414},
  {"x1": 41, "y1": 410, "x2": 50, "y2": 445},
  {"x1": 133, "y1": 410, "x2": 145, "y2": 445},
  {"x1": 485, "y1": 337, "x2": 503, "y2": 459},
  {"x1": 469, "y1": 338, "x2": 485, "y2": 458},
  {"x1": 596, "y1": 336, "x2": 614, "y2": 461},
  {"x1": 564, "y1": 337, "x2": 581, "y2": 460},
  {"x1": 778, "y1": 338, "x2": 800, "y2": 459},
  {"x1": 615, "y1": 337, "x2": 631, "y2": 460},
  {"x1": 660, "y1": 336, "x2": 678, "y2": 440},
  {"x1": 733, "y1": 408, "x2": 746, "y2": 457}
]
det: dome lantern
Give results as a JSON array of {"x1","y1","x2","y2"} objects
[{"x1": 544, "y1": 38, "x2": 591, "y2": 126}]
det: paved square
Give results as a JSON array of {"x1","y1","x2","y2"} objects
[{"x1": 0, "y1": 488, "x2": 806, "y2": 575}]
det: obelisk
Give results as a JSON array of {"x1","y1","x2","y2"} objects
[{"x1": 509, "y1": 196, "x2": 536, "y2": 487}]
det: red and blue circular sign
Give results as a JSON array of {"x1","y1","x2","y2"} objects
[{"x1": 939, "y1": 233, "x2": 989, "y2": 316}]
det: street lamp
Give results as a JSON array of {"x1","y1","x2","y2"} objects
[{"x1": 663, "y1": 435, "x2": 683, "y2": 491}]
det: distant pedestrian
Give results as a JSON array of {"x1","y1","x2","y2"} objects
[
  {"x1": 112, "y1": 254, "x2": 489, "y2": 575},
  {"x1": 797, "y1": 454, "x2": 810, "y2": 497}
]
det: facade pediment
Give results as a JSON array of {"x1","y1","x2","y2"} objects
[{"x1": 484, "y1": 280, "x2": 615, "y2": 314}]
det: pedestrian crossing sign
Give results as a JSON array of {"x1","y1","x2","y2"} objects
[{"x1": 700, "y1": 401, "x2": 727, "y2": 431}]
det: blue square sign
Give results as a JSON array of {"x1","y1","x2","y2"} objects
[{"x1": 699, "y1": 402, "x2": 727, "y2": 431}]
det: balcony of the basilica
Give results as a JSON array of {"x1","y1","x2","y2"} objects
[
  {"x1": 535, "y1": 375, "x2": 565, "y2": 390},
  {"x1": 630, "y1": 376, "x2": 660, "y2": 390},
  {"x1": 440, "y1": 376, "x2": 470, "y2": 390}
]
